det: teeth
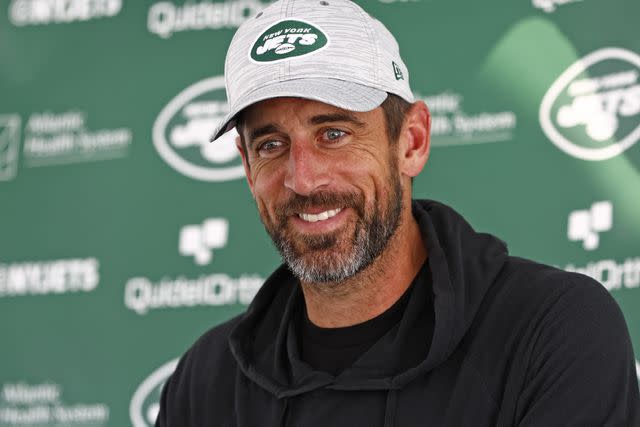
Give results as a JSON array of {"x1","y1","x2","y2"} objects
[{"x1": 299, "y1": 208, "x2": 342, "y2": 223}]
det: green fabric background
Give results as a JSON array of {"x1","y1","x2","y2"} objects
[{"x1": 0, "y1": 0, "x2": 638, "y2": 425}]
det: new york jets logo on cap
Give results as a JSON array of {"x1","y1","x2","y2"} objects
[{"x1": 250, "y1": 19, "x2": 328, "y2": 63}]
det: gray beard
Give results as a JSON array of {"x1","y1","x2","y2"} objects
[{"x1": 265, "y1": 174, "x2": 403, "y2": 284}]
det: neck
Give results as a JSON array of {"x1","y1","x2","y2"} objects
[{"x1": 300, "y1": 204, "x2": 427, "y2": 328}]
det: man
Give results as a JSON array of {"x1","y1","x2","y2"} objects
[{"x1": 156, "y1": 0, "x2": 640, "y2": 425}]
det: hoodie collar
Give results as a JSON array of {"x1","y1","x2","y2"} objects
[{"x1": 229, "y1": 199, "x2": 509, "y2": 396}]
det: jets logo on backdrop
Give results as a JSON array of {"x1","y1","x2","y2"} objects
[
  {"x1": 540, "y1": 48, "x2": 640, "y2": 161},
  {"x1": 250, "y1": 19, "x2": 328, "y2": 63},
  {"x1": 130, "y1": 359, "x2": 179, "y2": 427},
  {"x1": 532, "y1": 0, "x2": 583, "y2": 13},
  {"x1": 0, "y1": 115, "x2": 21, "y2": 182},
  {"x1": 153, "y1": 76, "x2": 244, "y2": 181}
]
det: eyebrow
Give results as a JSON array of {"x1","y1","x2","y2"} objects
[
  {"x1": 248, "y1": 124, "x2": 281, "y2": 145},
  {"x1": 308, "y1": 113, "x2": 366, "y2": 128},
  {"x1": 246, "y1": 112, "x2": 366, "y2": 148}
]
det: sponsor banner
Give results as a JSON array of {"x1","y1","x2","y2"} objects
[
  {"x1": 0, "y1": 258, "x2": 99, "y2": 298},
  {"x1": 563, "y1": 202, "x2": 639, "y2": 292},
  {"x1": 9, "y1": 0, "x2": 122, "y2": 26},
  {"x1": 567, "y1": 201, "x2": 612, "y2": 251},
  {"x1": 22, "y1": 111, "x2": 132, "y2": 167},
  {"x1": 153, "y1": 76, "x2": 244, "y2": 181},
  {"x1": 130, "y1": 359, "x2": 179, "y2": 427},
  {"x1": 540, "y1": 48, "x2": 640, "y2": 161},
  {"x1": 532, "y1": 0, "x2": 583, "y2": 13},
  {"x1": 147, "y1": 0, "x2": 269, "y2": 39},
  {"x1": 0, "y1": 115, "x2": 21, "y2": 182},
  {"x1": 124, "y1": 218, "x2": 264, "y2": 315},
  {"x1": 124, "y1": 273, "x2": 263, "y2": 315},
  {"x1": 179, "y1": 218, "x2": 229, "y2": 265},
  {"x1": 565, "y1": 257, "x2": 640, "y2": 292},
  {"x1": 0, "y1": 382, "x2": 109, "y2": 425},
  {"x1": 416, "y1": 91, "x2": 517, "y2": 147}
]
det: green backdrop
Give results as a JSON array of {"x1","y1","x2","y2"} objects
[{"x1": 1, "y1": 0, "x2": 638, "y2": 425}]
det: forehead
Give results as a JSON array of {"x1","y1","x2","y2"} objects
[{"x1": 240, "y1": 97, "x2": 382, "y2": 129}]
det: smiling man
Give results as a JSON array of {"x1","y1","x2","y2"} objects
[
  {"x1": 155, "y1": 0, "x2": 640, "y2": 426},
  {"x1": 235, "y1": 97, "x2": 428, "y2": 330}
]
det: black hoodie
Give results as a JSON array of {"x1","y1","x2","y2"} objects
[{"x1": 156, "y1": 200, "x2": 640, "y2": 426}]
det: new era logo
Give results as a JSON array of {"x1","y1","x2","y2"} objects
[
  {"x1": 392, "y1": 61, "x2": 404, "y2": 81},
  {"x1": 179, "y1": 218, "x2": 229, "y2": 265},
  {"x1": 567, "y1": 201, "x2": 612, "y2": 250}
]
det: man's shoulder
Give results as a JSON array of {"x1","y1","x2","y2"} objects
[
  {"x1": 167, "y1": 313, "x2": 244, "y2": 393},
  {"x1": 498, "y1": 255, "x2": 613, "y2": 304},
  {"x1": 483, "y1": 255, "x2": 630, "y2": 350},
  {"x1": 183, "y1": 313, "x2": 244, "y2": 368},
  {"x1": 483, "y1": 257, "x2": 639, "y2": 423},
  {"x1": 156, "y1": 314, "x2": 246, "y2": 424}
]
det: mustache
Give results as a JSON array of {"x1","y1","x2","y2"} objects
[{"x1": 274, "y1": 191, "x2": 365, "y2": 218}]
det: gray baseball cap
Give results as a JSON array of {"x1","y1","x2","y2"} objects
[{"x1": 210, "y1": 0, "x2": 414, "y2": 142}]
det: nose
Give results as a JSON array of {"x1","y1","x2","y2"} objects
[{"x1": 283, "y1": 139, "x2": 330, "y2": 196}]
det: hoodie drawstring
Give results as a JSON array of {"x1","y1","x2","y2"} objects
[
  {"x1": 279, "y1": 397, "x2": 290, "y2": 427},
  {"x1": 383, "y1": 390, "x2": 398, "y2": 427}
]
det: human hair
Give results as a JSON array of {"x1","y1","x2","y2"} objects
[
  {"x1": 235, "y1": 92, "x2": 412, "y2": 166},
  {"x1": 380, "y1": 93, "x2": 413, "y2": 144}
]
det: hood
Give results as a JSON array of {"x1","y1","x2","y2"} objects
[{"x1": 228, "y1": 199, "x2": 508, "y2": 398}]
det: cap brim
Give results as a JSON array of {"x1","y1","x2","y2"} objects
[{"x1": 209, "y1": 78, "x2": 388, "y2": 142}]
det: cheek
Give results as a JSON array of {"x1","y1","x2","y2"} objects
[
  {"x1": 349, "y1": 157, "x2": 394, "y2": 199},
  {"x1": 251, "y1": 164, "x2": 286, "y2": 220}
]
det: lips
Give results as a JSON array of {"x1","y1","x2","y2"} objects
[{"x1": 298, "y1": 208, "x2": 342, "y2": 223}]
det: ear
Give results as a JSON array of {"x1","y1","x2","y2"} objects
[
  {"x1": 397, "y1": 101, "x2": 431, "y2": 178},
  {"x1": 235, "y1": 134, "x2": 255, "y2": 197}
]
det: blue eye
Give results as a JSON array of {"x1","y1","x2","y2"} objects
[
  {"x1": 324, "y1": 129, "x2": 346, "y2": 141},
  {"x1": 260, "y1": 141, "x2": 279, "y2": 151},
  {"x1": 257, "y1": 140, "x2": 285, "y2": 157}
]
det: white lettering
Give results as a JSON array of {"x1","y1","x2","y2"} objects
[
  {"x1": 454, "y1": 112, "x2": 517, "y2": 133},
  {"x1": 9, "y1": 0, "x2": 121, "y2": 26},
  {"x1": 53, "y1": 404, "x2": 109, "y2": 423},
  {"x1": 565, "y1": 257, "x2": 640, "y2": 291},
  {"x1": 183, "y1": 101, "x2": 228, "y2": 118},
  {"x1": 124, "y1": 274, "x2": 264, "y2": 315},
  {"x1": 430, "y1": 116, "x2": 452, "y2": 135},
  {"x1": 0, "y1": 406, "x2": 51, "y2": 424},
  {"x1": 23, "y1": 111, "x2": 133, "y2": 164},
  {"x1": 263, "y1": 30, "x2": 283, "y2": 41},
  {"x1": 2, "y1": 383, "x2": 61, "y2": 404},
  {"x1": 255, "y1": 32, "x2": 318, "y2": 55},
  {"x1": 0, "y1": 258, "x2": 100, "y2": 298},
  {"x1": 569, "y1": 70, "x2": 638, "y2": 96},
  {"x1": 298, "y1": 33, "x2": 318, "y2": 46},
  {"x1": 147, "y1": 0, "x2": 264, "y2": 39},
  {"x1": 532, "y1": 0, "x2": 582, "y2": 13},
  {"x1": 422, "y1": 92, "x2": 461, "y2": 113},
  {"x1": 27, "y1": 112, "x2": 84, "y2": 133},
  {"x1": 557, "y1": 85, "x2": 640, "y2": 141},
  {"x1": 256, "y1": 35, "x2": 286, "y2": 55}
]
